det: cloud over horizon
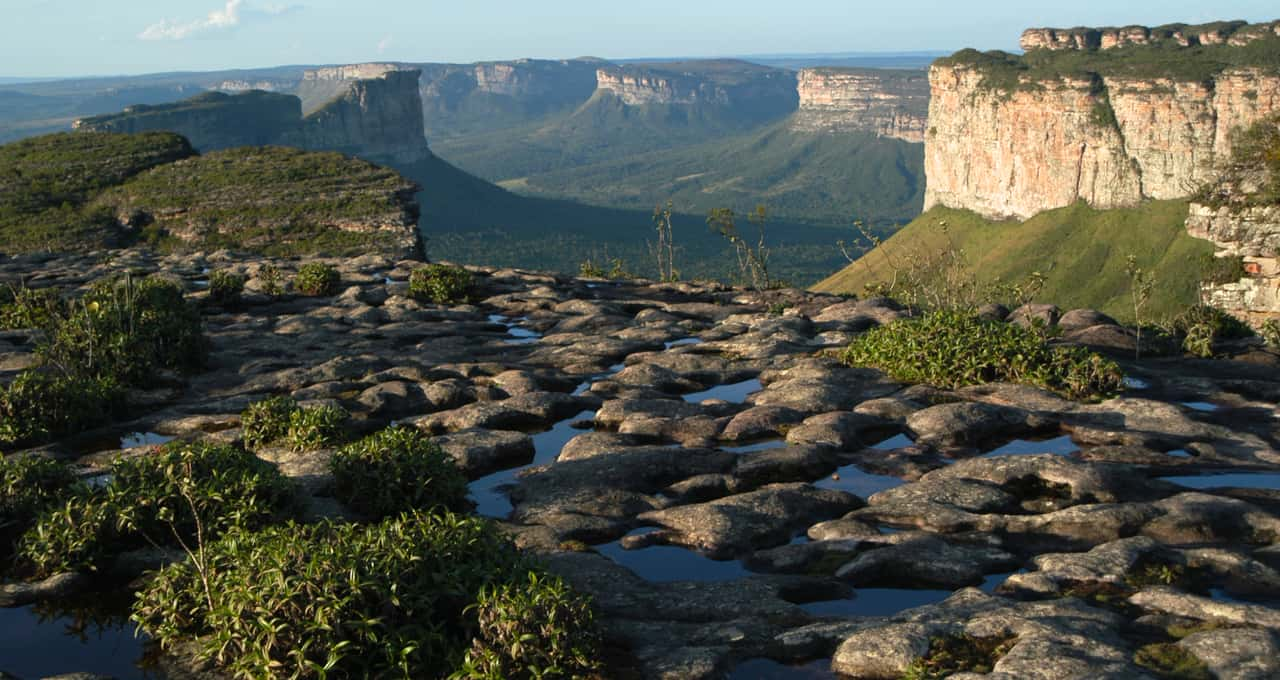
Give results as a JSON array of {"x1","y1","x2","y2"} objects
[{"x1": 139, "y1": 1, "x2": 300, "y2": 41}]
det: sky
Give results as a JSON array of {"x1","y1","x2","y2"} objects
[{"x1": 2, "y1": 0, "x2": 1279, "y2": 78}]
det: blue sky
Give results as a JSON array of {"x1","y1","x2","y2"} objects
[{"x1": 3, "y1": 0, "x2": 1279, "y2": 78}]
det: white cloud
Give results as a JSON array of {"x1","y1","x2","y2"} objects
[
  {"x1": 377, "y1": 34, "x2": 394, "y2": 55},
  {"x1": 139, "y1": 1, "x2": 301, "y2": 41}
]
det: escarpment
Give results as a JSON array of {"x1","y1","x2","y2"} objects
[
  {"x1": 593, "y1": 60, "x2": 798, "y2": 121},
  {"x1": 1021, "y1": 20, "x2": 1280, "y2": 52},
  {"x1": 75, "y1": 64, "x2": 432, "y2": 166},
  {"x1": 790, "y1": 67, "x2": 929, "y2": 142},
  {"x1": 924, "y1": 21, "x2": 1280, "y2": 220}
]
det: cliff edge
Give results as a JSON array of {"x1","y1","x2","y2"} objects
[{"x1": 924, "y1": 20, "x2": 1280, "y2": 221}]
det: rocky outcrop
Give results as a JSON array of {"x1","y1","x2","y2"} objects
[
  {"x1": 75, "y1": 64, "x2": 432, "y2": 166},
  {"x1": 420, "y1": 59, "x2": 599, "y2": 106},
  {"x1": 1021, "y1": 20, "x2": 1280, "y2": 52},
  {"x1": 790, "y1": 68, "x2": 929, "y2": 143},
  {"x1": 594, "y1": 60, "x2": 798, "y2": 118},
  {"x1": 924, "y1": 55, "x2": 1280, "y2": 220}
]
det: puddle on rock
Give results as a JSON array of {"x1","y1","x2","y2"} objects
[
  {"x1": 723, "y1": 439, "x2": 787, "y2": 454},
  {"x1": 486, "y1": 314, "x2": 543, "y2": 345},
  {"x1": 119, "y1": 432, "x2": 175, "y2": 449},
  {"x1": 665, "y1": 337, "x2": 704, "y2": 349},
  {"x1": 1165, "y1": 449, "x2": 1193, "y2": 459},
  {"x1": 1160, "y1": 472, "x2": 1280, "y2": 491},
  {"x1": 0, "y1": 601, "x2": 157, "y2": 680},
  {"x1": 813, "y1": 464, "x2": 904, "y2": 497},
  {"x1": 800, "y1": 587, "x2": 952, "y2": 617},
  {"x1": 729, "y1": 658, "x2": 835, "y2": 680},
  {"x1": 1123, "y1": 377, "x2": 1150, "y2": 390},
  {"x1": 468, "y1": 409, "x2": 598, "y2": 519},
  {"x1": 981, "y1": 435, "x2": 1079, "y2": 458},
  {"x1": 596, "y1": 530, "x2": 750, "y2": 582},
  {"x1": 870, "y1": 434, "x2": 914, "y2": 450},
  {"x1": 683, "y1": 379, "x2": 762, "y2": 404},
  {"x1": 1180, "y1": 401, "x2": 1220, "y2": 413}
]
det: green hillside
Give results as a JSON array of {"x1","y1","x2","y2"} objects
[
  {"x1": 505, "y1": 121, "x2": 924, "y2": 226},
  {"x1": 814, "y1": 201, "x2": 1219, "y2": 321},
  {"x1": 0, "y1": 131, "x2": 195, "y2": 252}
]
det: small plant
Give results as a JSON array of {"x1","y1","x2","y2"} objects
[
  {"x1": 1261, "y1": 318, "x2": 1280, "y2": 348},
  {"x1": 0, "y1": 285, "x2": 64, "y2": 331},
  {"x1": 285, "y1": 404, "x2": 348, "y2": 451},
  {"x1": 1133, "y1": 643, "x2": 1211, "y2": 680},
  {"x1": 841, "y1": 310, "x2": 1124, "y2": 401},
  {"x1": 206, "y1": 270, "x2": 245, "y2": 306},
  {"x1": 650, "y1": 201, "x2": 679, "y2": 283},
  {"x1": 452, "y1": 571, "x2": 603, "y2": 680},
  {"x1": 17, "y1": 441, "x2": 295, "y2": 577},
  {"x1": 409, "y1": 264, "x2": 474, "y2": 304},
  {"x1": 240, "y1": 395, "x2": 299, "y2": 449},
  {"x1": 1165, "y1": 305, "x2": 1254, "y2": 358},
  {"x1": 902, "y1": 633, "x2": 1018, "y2": 679},
  {"x1": 0, "y1": 456, "x2": 78, "y2": 561},
  {"x1": 768, "y1": 303, "x2": 788, "y2": 316},
  {"x1": 1126, "y1": 254, "x2": 1156, "y2": 360},
  {"x1": 133, "y1": 512, "x2": 527, "y2": 679},
  {"x1": 257, "y1": 264, "x2": 283, "y2": 296},
  {"x1": 330, "y1": 426, "x2": 468, "y2": 519},
  {"x1": 708, "y1": 205, "x2": 773, "y2": 290},
  {"x1": 293, "y1": 262, "x2": 340, "y2": 296},
  {"x1": 0, "y1": 372, "x2": 122, "y2": 449}
]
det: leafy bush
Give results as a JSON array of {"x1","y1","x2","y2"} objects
[
  {"x1": 331, "y1": 426, "x2": 468, "y2": 519},
  {"x1": 0, "y1": 286, "x2": 64, "y2": 330},
  {"x1": 0, "y1": 371, "x2": 122, "y2": 449},
  {"x1": 0, "y1": 456, "x2": 78, "y2": 560},
  {"x1": 409, "y1": 264, "x2": 474, "y2": 304},
  {"x1": 1134, "y1": 643, "x2": 1210, "y2": 680},
  {"x1": 134, "y1": 512, "x2": 526, "y2": 679},
  {"x1": 17, "y1": 441, "x2": 296, "y2": 576},
  {"x1": 286, "y1": 404, "x2": 348, "y2": 451},
  {"x1": 240, "y1": 395, "x2": 299, "y2": 449},
  {"x1": 841, "y1": 310, "x2": 1124, "y2": 401},
  {"x1": 40, "y1": 274, "x2": 206, "y2": 385},
  {"x1": 257, "y1": 264, "x2": 283, "y2": 296},
  {"x1": 1261, "y1": 319, "x2": 1280, "y2": 348},
  {"x1": 903, "y1": 633, "x2": 1017, "y2": 679},
  {"x1": 453, "y1": 571, "x2": 603, "y2": 680},
  {"x1": 1165, "y1": 305, "x2": 1255, "y2": 358},
  {"x1": 207, "y1": 270, "x2": 245, "y2": 306},
  {"x1": 293, "y1": 263, "x2": 341, "y2": 296}
]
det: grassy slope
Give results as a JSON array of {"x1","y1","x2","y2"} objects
[
  {"x1": 509, "y1": 121, "x2": 924, "y2": 226},
  {"x1": 814, "y1": 201, "x2": 1217, "y2": 321}
]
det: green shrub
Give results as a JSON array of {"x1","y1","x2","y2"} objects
[
  {"x1": 133, "y1": 512, "x2": 526, "y2": 679},
  {"x1": 257, "y1": 264, "x2": 284, "y2": 296},
  {"x1": 1261, "y1": 319, "x2": 1280, "y2": 348},
  {"x1": 40, "y1": 275, "x2": 206, "y2": 385},
  {"x1": 409, "y1": 264, "x2": 474, "y2": 304},
  {"x1": 286, "y1": 404, "x2": 348, "y2": 451},
  {"x1": 294, "y1": 263, "x2": 340, "y2": 296},
  {"x1": 0, "y1": 456, "x2": 78, "y2": 560},
  {"x1": 1201, "y1": 255, "x2": 1248, "y2": 285},
  {"x1": 841, "y1": 310, "x2": 1123, "y2": 401},
  {"x1": 207, "y1": 270, "x2": 245, "y2": 306},
  {"x1": 0, "y1": 371, "x2": 122, "y2": 449},
  {"x1": 1165, "y1": 305, "x2": 1255, "y2": 358},
  {"x1": 240, "y1": 395, "x2": 299, "y2": 449},
  {"x1": 331, "y1": 426, "x2": 468, "y2": 519},
  {"x1": 17, "y1": 441, "x2": 296, "y2": 576},
  {"x1": 1134, "y1": 643, "x2": 1211, "y2": 680},
  {"x1": 453, "y1": 571, "x2": 603, "y2": 680},
  {"x1": 903, "y1": 633, "x2": 1018, "y2": 679},
  {"x1": 0, "y1": 286, "x2": 65, "y2": 331}
]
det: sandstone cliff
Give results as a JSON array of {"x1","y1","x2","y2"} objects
[
  {"x1": 1021, "y1": 20, "x2": 1280, "y2": 52},
  {"x1": 790, "y1": 68, "x2": 929, "y2": 142},
  {"x1": 593, "y1": 61, "x2": 797, "y2": 121},
  {"x1": 924, "y1": 23, "x2": 1280, "y2": 220},
  {"x1": 75, "y1": 65, "x2": 432, "y2": 166}
]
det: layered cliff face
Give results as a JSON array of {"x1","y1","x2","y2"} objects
[
  {"x1": 1021, "y1": 20, "x2": 1280, "y2": 52},
  {"x1": 293, "y1": 69, "x2": 430, "y2": 164},
  {"x1": 593, "y1": 61, "x2": 798, "y2": 122},
  {"x1": 75, "y1": 65, "x2": 432, "y2": 166},
  {"x1": 416, "y1": 59, "x2": 601, "y2": 137},
  {"x1": 790, "y1": 68, "x2": 929, "y2": 142},
  {"x1": 924, "y1": 24, "x2": 1280, "y2": 220}
]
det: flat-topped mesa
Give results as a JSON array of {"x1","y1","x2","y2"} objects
[
  {"x1": 593, "y1": 60, "x2": 798, "y2": 112},
  {"x1": 74, "y1": 64, "x2": 432, "y2": 167},
  {"x1": 305, "y1": 63, "x2": 404, "y2": 82},
  {"x1": 1020, "y1": 20, "x2": 1280, "y2": 52},
  {"x1": 924, "y1": 22, "x2": 1280, "y2": 221},
  {"x1": 417, "y1": 58, "x2": 601, "y2": 124},
  {"x1": 790, "y1": 68, "x2": 929, "y2": 142}
]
